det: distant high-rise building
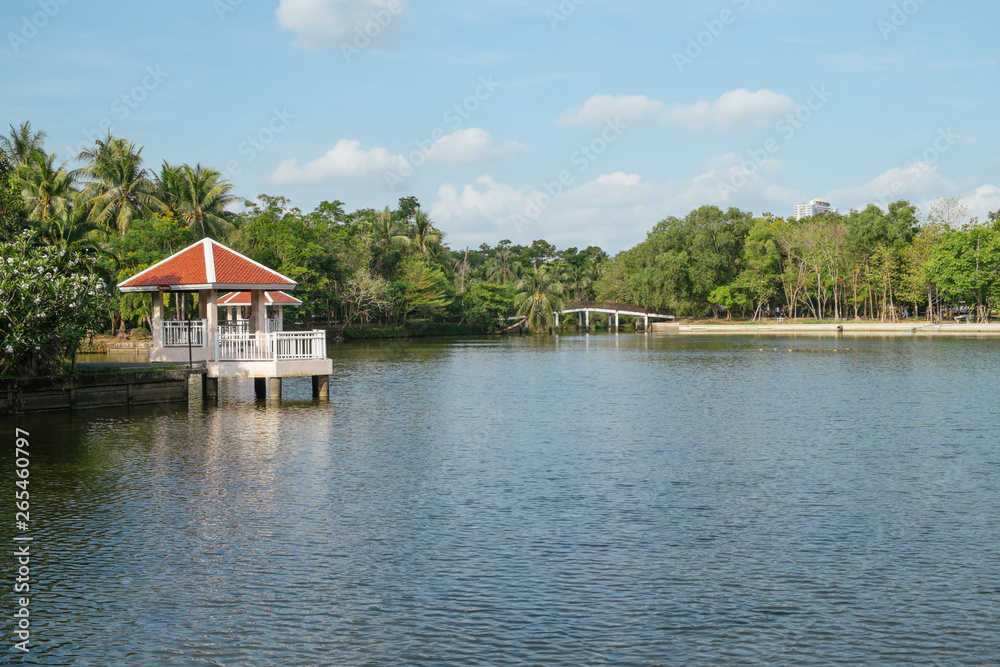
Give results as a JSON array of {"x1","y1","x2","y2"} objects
[{"x1": 794, "y1": 199, "x2": 837, "y2": 220}]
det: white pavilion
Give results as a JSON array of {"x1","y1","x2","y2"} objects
[{"x1": 117, "y1": 238, "x2": 332, "y2": 401}]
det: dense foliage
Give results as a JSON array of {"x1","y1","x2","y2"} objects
[
  {"x1": 1, "y1": 119, "x2": 998, "y2": 376},
  {"x1": 0, "y1": 231, "x2": 105, "y2": 376}
]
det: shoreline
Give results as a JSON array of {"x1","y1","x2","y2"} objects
[{"x1": 653, "y1": 321, "x2": 1000, "y2": 336}]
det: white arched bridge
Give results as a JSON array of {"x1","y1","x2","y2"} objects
[
  {"x1": 559, "y1": 300, "x2": 676, "y2": 330},
  {"x1": 510, "y1": 300, "x2": 676, "y2": 331}
]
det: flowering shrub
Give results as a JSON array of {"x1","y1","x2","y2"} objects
[{"x1": 0, "y1": 231, "x2": 106, "y2": 376}]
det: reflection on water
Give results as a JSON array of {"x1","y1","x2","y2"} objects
[{"x1": 2, "y1": 334, "x2": 999, "y2": 665}]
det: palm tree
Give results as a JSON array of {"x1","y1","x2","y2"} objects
[
  {"x1": 77, "y1": 134, "x2": 164, "y2": 235},
  {"x1": 486, "y1": 241, "x2": 521, "y2": 283},
  {"x1": 514, "y1": 264, "x2": 564, "y2": 333},
  {"x1": 173, "y1": 164, "x2": 236, "y2": 238},
  {"x1": 15, "y1": 151, "x2": 77, "y2": 224},
  {"x1": 365, "y1": 206, "x2": 410, "y2": 275},
  {"x1": 155, "y1": 161, "x2": 184, "y2": 217},
  {"x1": 1, "y1": 122, "x2": 46, "y2": 165},
  {"x1": 562, "y1": 262, "x2": 592, "y2": 301},
  {"x1": 411, "y1": 209, "x2": 442, "y2": 259}
]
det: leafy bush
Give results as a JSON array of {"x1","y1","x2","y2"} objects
[{"x1": 0, "y1": 231, "x2": 106, "y2": 376}]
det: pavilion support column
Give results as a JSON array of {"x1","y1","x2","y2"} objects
[
  {"x1": 251, "y1": 290, "x2": 267, "y2": 334},
  {"x1": 202, "y1": 374, "x2": 218, "y2": 401},
  {"x1": 277, "y1": 305, "x2": 284, "y2": 332},
  {"x1": 268, "y1": 377, "x2": 282, "y2": 404},
  {"x1": 203, "y1": 289, "x2": 218, "y2": 360},
  {"x1": 254, "y1": 378, "x2": 267, "y2": 400},
  {"x1": 152, "y1": 291, "x2": 164, "y2": 348},
  {"x1": 312, "y1": 375, "x2": 330, "y2": 401}
]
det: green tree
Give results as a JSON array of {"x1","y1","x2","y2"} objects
[
  {"x1": 0, "y1": 232, "x2": 106, "y2": 376},
  {"x1": 463, "y1": 282, "x2": 514, "y2": 332},
  {"x1": 1, "y1": 122, "x2": 46, "y2": 166},
  {"x1": 174, "y1": 164, "x2": 237, "y2": 238},
  {"x1": 514, "y1": 264, "x2": 564, "y2": 332},
  {"x1": 389, "y1": 258, "x2": 450, "y2": 325},
  {"x1": 410, "y1": 209, "x2": 442, "y2": 260},
  {"x1": 15, "y1": 151, "x2": 76, "y2": 224},
  {"x1": 925, "y1": 223, "x2": 1000, "y2": 322},
  {"x1": 485, "y1": 239, "x2": 521, "y2": 283},
  {"x1": 77, "y1": 134, "x2": 164, "y2": 235}
]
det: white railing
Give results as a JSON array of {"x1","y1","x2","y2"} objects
[
  {"x1": 215, "y1": 330, "x2": 327, "y2": 362},
  {"x1": 219, "y1": 319, "x2": 282, "y2": 335},
  {"x1": 160, "y1": 320, "x2": 207, "y2": 347}
]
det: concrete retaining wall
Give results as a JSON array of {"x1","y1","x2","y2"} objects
[{"x1": 0, "y1": 370, "x2": 189, "y2": 415}]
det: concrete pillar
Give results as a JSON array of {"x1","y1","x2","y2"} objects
[
  {"x1": 614, "y1": 312, "x2": 619, "y2": 333},
  {"x1": 268, "y1": 377, "x2": 281, "y2": 404},
  {"x1": 201, "y1": 289, "x2": 218, "y2": 359},
  {"x1": 254, "y1": 377, "x2": 267, "y2": 400},
  {"x1": 277, "y1": 305, "x2": 284, "y2": 332},
  {"x1": 202, "y1": 374, "x2": 218, "y2": 400},
  {"x1": 312, "y1": 375, "x2": 330, "y2": 401},
  {"x1": 585, "y1": 310, "x2": 590, "y2": 330},
  {"x1": 555, "y1": 311, "x2": 560, "y2": 329},
  {"x1": 152, "y1": 291, "x2": 164, "y2": 347},
  {"x1": 644, "y1": 314, "x2": 649, "y2": 332},
  {"x1": 579, "y1": 312, "x2": 584, "y2": 329},
  {"x1": 251, "y1": 290, "x2": 267, "y2": 334}
]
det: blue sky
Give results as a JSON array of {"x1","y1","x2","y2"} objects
[{"x1": 3, "y1": 0, "x2": 998, "y2": 252}]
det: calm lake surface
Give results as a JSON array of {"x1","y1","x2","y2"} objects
[{"x1": 2, "y1": 334, "x2": 999, "y2": 665}]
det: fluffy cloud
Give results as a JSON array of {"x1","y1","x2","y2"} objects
[
  {"x1": 824, "y1": 163, "x2": 953, "y2": 212},
  {"x1": 269, "y1": 139, "x2": 407, "y2": 185},
  {"x1": 276, "y1": 0, "x2": 409, "y2": 49},
  {"x1": 269, "y1": 130, "x2": 526, "y2": 186},
  {"x1": 558, "y1": 94, "x2": 665, "y2": 126},
  {"x1": 426, "y1": 128, "x2": 528, "y2": 165},
  {"x1": 662, "y1": 89, "x2": 798, "y2": 131},
  {"x1": 429, "y1": 155, "x2": 800, "y2": 251},
  {"x1": 960, "y1": 184, "x2": 1000, "y2": 221},
  {"x1": 559, "y1": 89, "x2": 797, "y2": 131}
]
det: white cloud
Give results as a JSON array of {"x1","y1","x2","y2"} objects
[
  {"x1": 276, "y1": 0, "x2": 409, "y2": 49},
  {"x1": 824, "y1": 163, "x2": 952, "y2": 212},
  {"x1": 269, "y1": 139, "x2": 407, "y2": 185},
  {"x1": 558, "y1": 94, "x2": 665, "y2": 126},
  {"x1": 960, "y1": 184, "x2": 1000, "y2": 221},
  {"x1": 559, "y1": 89, "x2": 797, "y2": 131},
  {"x1": 663, "y1": 89, "x2": 798, "y2": 131},
  {"x1": 269, "y1": 129, "x2": 526, "y2": 185},
  {"x1": 429, "y1": 155, "x2": 801, "y2": 251},
  {"x1": 426, "y1": 128, "x2": 528, "y2": 165}
]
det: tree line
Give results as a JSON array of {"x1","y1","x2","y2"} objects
[
  {"x1": 595, "y1": 199, "x2": 1000, "y2": 323},
  {"x1": 2, "y1": 119, "x2": 999, "y2": 375}
]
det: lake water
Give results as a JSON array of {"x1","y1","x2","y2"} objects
[{"x1": 2, "y1": 334, "x2": 999, "y2": 665}]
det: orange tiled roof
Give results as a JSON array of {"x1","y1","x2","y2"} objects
[
  {"x1": 218, "y1": 291, "x2": 303, "y2": 306},
  {"x1": 118, "y1": 239, "x2": 295, "y2": 291}
]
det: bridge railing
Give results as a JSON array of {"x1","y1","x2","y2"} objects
[{"x1": 561, "y1": 301, "x2": 674, "y2": 317}]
